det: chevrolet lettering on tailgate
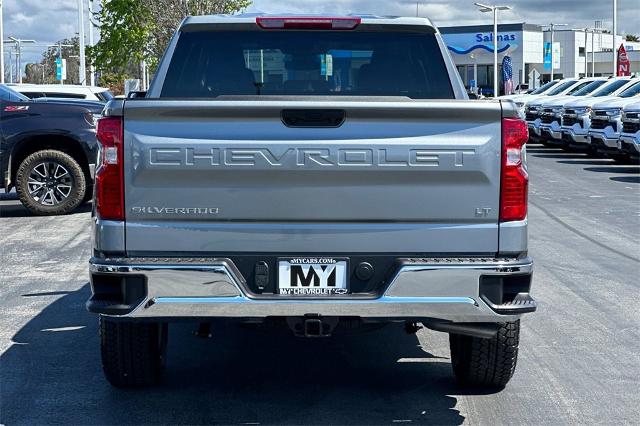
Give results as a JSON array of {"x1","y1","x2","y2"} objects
[{"x1": 148, "y1": 147, "x2": 475, "y2": 168}]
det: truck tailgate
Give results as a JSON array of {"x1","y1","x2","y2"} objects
[{"x1": 123, "y1": 100, "x2": 503, "y2": 254}]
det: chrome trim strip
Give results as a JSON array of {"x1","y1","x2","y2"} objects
[
  {"x1": 154, "y1": 296, "x2": 477, "y2": 305},
  {"x1": 88, "y1": 257, "x2": 533, "y2": 321}
]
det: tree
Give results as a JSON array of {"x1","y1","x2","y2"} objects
[
  {"x1": 88, "y1": 0, "x2": 251, "y2": 83},
  {"x1": 145, "y1": 0, "x2": 252, "y2": 65},
  {"x1": 625, "y1": 34, "x2": 640, "y2": 42},
  {"x1": 24, "y1": 64, "x2": 47, "y2": 84},
  {"x1": 87, "y1": 0, "x2": 151, "y2": 77}
]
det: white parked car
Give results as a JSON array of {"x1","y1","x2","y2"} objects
[
  {"x1": 588, "y1": 86, "x2": 640, "y2": 161},
  {"x1": 536, "y1": 78, "x2": 608, "y2": 143},
  {"x1": 7, "y1": 84, "x2": 113, "y2": 102},
  {"x1": 500, "y1": 79, "x2": 560, "y2": 101},
  {"x1": 501, "y1": 79, "x2": 561, "y2": 116},
  {"x1": 524, "y1": 78, "x2": 589, "y2": 138},
  {"x1": 619, "y1": 100, "x2": 640, "y2": 161},
  {"x1": 561, "y1": 78, "x2": 638, "y2": 149}
]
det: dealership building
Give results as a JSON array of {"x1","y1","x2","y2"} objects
[{"x1": 439, "y1": 23, "x2": 640, "y2": 95}]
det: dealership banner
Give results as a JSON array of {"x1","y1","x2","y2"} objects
[
  {"x1": 543, "y1": 42, "x2": 560, "y2": 70},
  {"x1": 443, "y1": 31, "x2": 520, "y2": 55},
  {"x1": 617, "y1": 44, "x2": 630, "y2": 76}
]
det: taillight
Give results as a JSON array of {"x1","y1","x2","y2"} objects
[
  {"x1": 256, "y1": 16, "x2": 361, "y2": 30},
  {"x1": 95, "y1": 116, "x2": 124, "y2": 220},
  {"x1": 500, "y1": 118, "x2": 529, "y2": 222}
]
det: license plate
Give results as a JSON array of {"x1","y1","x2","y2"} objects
[{"x1": 278, "y1": 258, "x2": 348, "y2": 295}]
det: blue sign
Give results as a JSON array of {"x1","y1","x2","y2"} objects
[
  {"x1": 543, "y1": 42, "x2": 560, "y2": 71},
  {"x1": 55, "y1": 58, "x2": 63, "y2": 80},
  {"x1": 543, "y1": 42, "x2": 551, "y2": 70},
  {"x1": 55, "y1": 58, "x2": 67, "y2": 80},
  {"x1": 443, "y1": 32, "x2": 520, "y2": 55},
  {"x1": 475, "y1": 33, "x2": 517, "y2": 42}
]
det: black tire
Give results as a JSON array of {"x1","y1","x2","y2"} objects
[
  {"x1": 15, "y1": 149, "x2": 86, "y2": 215},
  {"x1": 449, "y1": 320, "x2": 520, "y2": 388},
  {"x1": 612, "y1": 153, "x2": 631, "y2": 164},
  {"x1": 585, "y1": 147, "x2": 599, "y2": 158},
  {"x1": 99, "y1": 317, "x2": 168, "y2": 388}
]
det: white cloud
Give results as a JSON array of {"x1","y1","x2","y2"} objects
[{"x1": 3, "y1": 0, "x2": 639, "y2": 70}]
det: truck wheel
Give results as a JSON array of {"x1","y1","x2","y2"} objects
[
  {"x1": 15, "y1": 149, "x2": 86, "y2": 215},
  {"x1": 449, "y1": 320, "x2": 519, "y2": 388},
  {"x1": 612, "y1": 153, "x2": 631, "y2": 164},
  {"x1": 99, "y1": 317, "x2": 168, "y2": 388}
]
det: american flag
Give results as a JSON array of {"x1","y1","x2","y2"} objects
[{"x1": 502, "y1": 56, "x2": 514, "y2": 95}]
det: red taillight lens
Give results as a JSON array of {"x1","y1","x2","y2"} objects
[
  {"x1": 500, "y1": 118, "x2": 529, "y2": 222},
  {"x1": 256, "y1": 17, "x2": 361, "y2": 30},
  {"x1": 95, "y1": 116, "x2": 124, "y2": 221}
]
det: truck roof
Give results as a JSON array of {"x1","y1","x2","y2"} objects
[
  {"x1": 180, "y1": 13, "x2": 437, "y2": 31},
  {"x1": 7, "y1": 83, "x2": 110, "y2": 93}
]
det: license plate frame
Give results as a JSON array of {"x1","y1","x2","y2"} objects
[{"x1": 277, "y1": 257, "x2": 349, "y2": 296}]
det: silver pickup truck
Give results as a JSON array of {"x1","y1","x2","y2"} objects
[{"x1": 87, "y1": 14, "x2": 535, "y2": 389}]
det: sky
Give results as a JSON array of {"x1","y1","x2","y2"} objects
[{"x1": 2, "y1": 0, "x2": 640, "y2": 68}]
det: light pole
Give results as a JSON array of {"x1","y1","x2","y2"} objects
[
  {"x1": 474, "y1": 3, "x2": 511, "y2": 98},
  {"x1": 5, "y1": 47, "x2": 12, "y2": 83},
  {"x1": 87, "y1": 0, "x2": 101, "y2": 86},
  {"x1": 582, "y1": 28, "x2": 588, "y2": 77},
  {"x1": 612, "y1": 0, "x2": 617, "y2": 75},
  {"x1": 1, "y1": 0, "x2": 4, "y2": 84},
  {"x1": 78, "y1": 0, "x2": 86, "y2": 85},
  {"x1": 541, "y1": 23, "x2": 567, "y2": 81},
  {"x1": 7, "y1": 36, "x2": 36, "y2": 84},
  {"x1": 582, "y1": 27, "x2": 603, "y2": 77}
]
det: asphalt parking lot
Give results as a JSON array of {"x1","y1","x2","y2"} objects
[{"x1": 1, "y1": 143, "x2": 639, "y2": 425}]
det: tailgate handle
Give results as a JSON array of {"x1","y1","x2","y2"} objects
[{"x1": 281, "y1": 109, "x2": 345, "y2": 128}]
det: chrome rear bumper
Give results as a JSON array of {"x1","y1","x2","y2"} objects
[{"x1": 88, "y1": 257, "x2": 535, "y2": 322}]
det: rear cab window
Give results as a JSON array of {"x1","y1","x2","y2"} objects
[
  {"x1": 22, "y1": 92, "x2": 45, "y2": 99},
  {"x1": 96, "y1": 90, "x2": 114, "y2": 102},
  {"x1": 160, "y1": 29, "x2": 455, "y2": 99},
  {"x1": 43, "y1": 92, "x2": 87, "y2": 99}
]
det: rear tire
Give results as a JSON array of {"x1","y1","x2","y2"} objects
[
  {"x1": 449, "y1": 320, "x2": 520, "y2": 388},
  {"x1": 15, "y1": 149, "x2": 86, "y2": 215},
  {"x1": 99, "y1": 317, "x2": 168, "y2": 388},
  {"x1": 585, "y1": 147, "x2": 599, "y2": 158},
  {"x1": 612, "y1": 153, "x2": 631, "y2": 164}
]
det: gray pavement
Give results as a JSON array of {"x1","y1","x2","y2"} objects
[{"x1": 1, "y1": 144, "x2": 639, "y2": 425}]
